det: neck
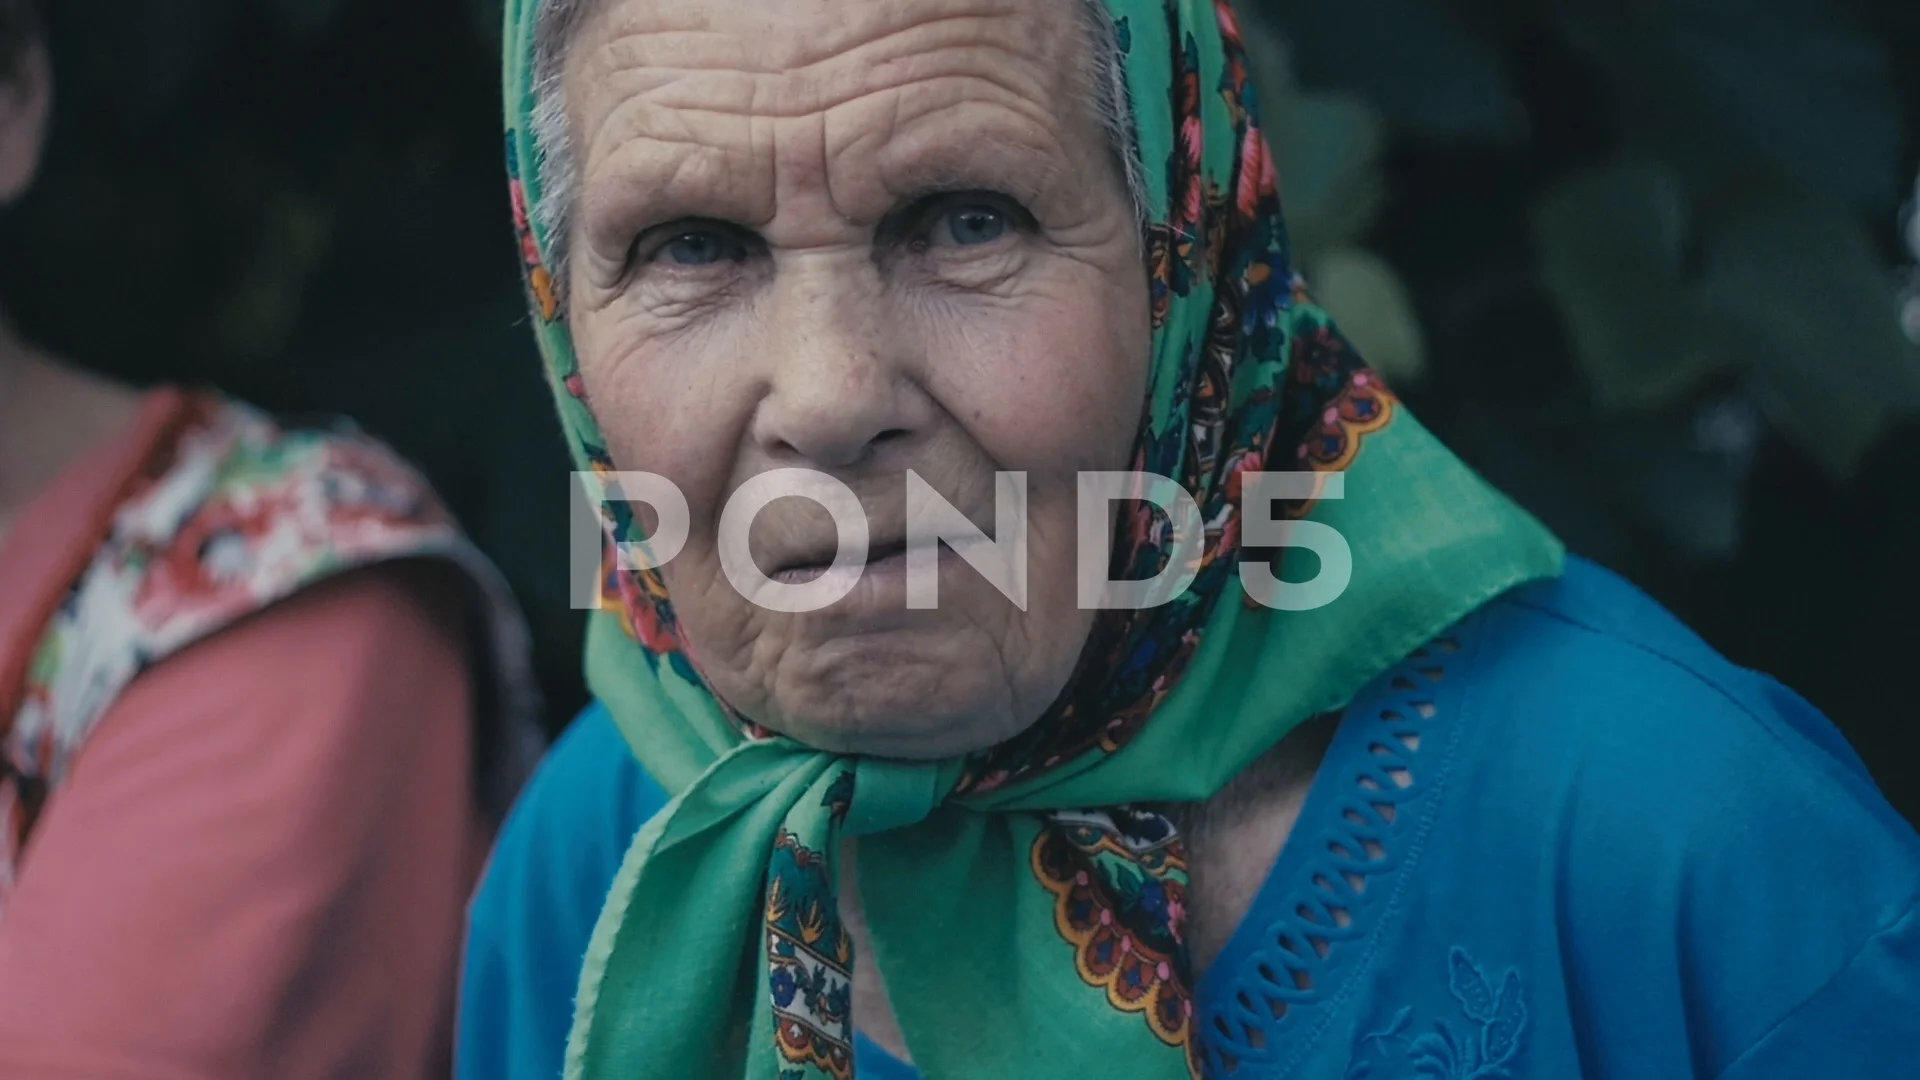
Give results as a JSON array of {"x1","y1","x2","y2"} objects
[
  {"x1": 0, "y1": 336, "x2": 32, "y2": 545},
  {"x1": 0, "y1": 319, "x2": 41, "y2": 505},
  {"x1": 0, "y1": 314, "x2": 54, "y2": 434},
  {"x1": 0, "y1": 329, "x2": 141, "y2": 547},
  {"x1": 0, "y1": 318, "x2": 27, "y2": 403},
  {"x1": 1170, "y1": 714, "x2": 1337, "y2": 974}
]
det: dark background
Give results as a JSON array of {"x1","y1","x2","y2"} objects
[{"x1": 4, "y1": 0, "x2": 1917, "y2": 819}]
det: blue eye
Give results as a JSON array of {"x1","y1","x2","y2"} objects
[
  {"x1": 938, "y1": 206, "x2": 1010, "y2": 247},
  {"x1": 659, "y1": 230, "x2": 741, "y2": 266}
]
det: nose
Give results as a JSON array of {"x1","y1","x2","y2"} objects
[{"x1": 750, "y1": 263, "x2": 928, "y2": 471}]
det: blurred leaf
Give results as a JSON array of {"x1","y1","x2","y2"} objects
[
  {"x1": 1695, "y1": 180, "x2": 1920, "y2": 477},
  {"x1": 1533, "y1": 159, "x2": 1735, "y2": 411},
  {"x1": 1237, "y1": 3, "x2": 1390, "y2": 254},
  {"x1": 1266, "y1": 91, "x2": 1390, "y2": 257},
  {"x1": 467, "y1": 0, "x2": 507, "y2": 51},
  {"x1": 57, "y1": 0, "x2": 240, "y2": 126},
  {"x1": 1589, "y1": 399, "x2": 1758, "y2": 561},
  {"x1": 1836, "y1": 0, "x2": 1920, "y2": 33},
  {"x1": 210, "y1": 179, "x2": 337, "y2": 363},
  {"x1": 1674, "y1": 0, "x2": 1902, "y2": 212},
  {"x1": 1543, "y1": 0, "x2": 1904, "y2": 213},
  {"x1": 1537, "y1": 160, "x2": 1920, "y2": 477},
  {"x1": 1234, "y1": 0, "x2": 1299, "y2": 103},
  {"x1": 266, "y1": 0, "x2": 351, "y2": 44},
  {"x1": 1246, "y1": 0, "x2": 1520, "y2": 141},
  {"x1": 1902, "y1": 171, "x2": 1920, "y2": 262},
  {"x1": 1306, "y1": 246, "x2": 1428, "y2": 386}
]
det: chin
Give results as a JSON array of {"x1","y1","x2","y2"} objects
[{"x1": 755, "y1": 630, "x2": 1049, "y2": 760}]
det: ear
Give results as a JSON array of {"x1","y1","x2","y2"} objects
[{"x1": 0, "y1": 43, "x2": 51, "y2": 206}]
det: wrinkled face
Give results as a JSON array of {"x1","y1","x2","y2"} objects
[{"x1": 563, "y1": 0, "x2": 1151, "y2": 757}]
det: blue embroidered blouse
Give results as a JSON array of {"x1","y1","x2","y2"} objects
[{"x1": 458, "y1": 557, "x2": 1920, "y2": 1079}]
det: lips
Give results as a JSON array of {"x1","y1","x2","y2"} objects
[{"x1": 770, "y1": 537, "x2": 908, "y2": 585}]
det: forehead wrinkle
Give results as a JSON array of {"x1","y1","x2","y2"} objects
[
  {"x1": 574, "y1": 0, "x2": 1081, "y2": 120},
  {"x1": 570, "y1": 0, "x2": 1101, "y2": 236},
  {"x1": 583, "y1": 34, "x2": 1069, "y2": 124},
  {"x1": 586, "y1": 0, "x2": 1044, "y2": 80}
]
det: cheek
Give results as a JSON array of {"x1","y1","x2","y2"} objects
[
  {"x1": 917, "y1": 265, "x2": 1150, "y2": 480},
  {"x1": 909, "y1": 264, "x2": 1148, "y2": 639},
  {"x1": 568, "y1": 306, "x2": 755, "y2": 532}
]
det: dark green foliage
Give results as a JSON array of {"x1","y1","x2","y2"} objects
[{"x1": 1248, "y1": 0, "x2": 1920, "y2": 816}]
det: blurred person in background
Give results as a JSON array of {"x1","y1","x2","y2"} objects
[
  {"x1": 0, "y1": 0, "x2": 538, "y2": 1075},
  {"x1": 460, "y1": 0, "x2": 1918, "y2": 1078}
]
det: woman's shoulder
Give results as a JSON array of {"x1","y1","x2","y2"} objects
[
  {"x1": 7, "y1": 384, "x2": 525, "y2": 777},
  {"x1": 1216, "y1": 559, "x2": 1920, "y2": 1079},
  {"x1": 1436, "y1": 552, "x2": 1920, "y2": 946},
  {"x1": 469, "y1": 704, "x2": 667, "y2": 937},
  {"x1": 54, "y1": 561, "x2": 480, "y2": 791},
  {"x1": 459, "y1": 705, "x2": 665, "y2": 1080},
  {"x1": 1458, "y1": 555, "x2": 1899, "y2": 812},
  {"x1": 495, "y1": 703, "x2": 666, "y2": 851},
  {"x1": 212, "y1": 558, "x2": 468, "y2": 652}
]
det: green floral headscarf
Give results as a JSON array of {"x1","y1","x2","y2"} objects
[{"x1": 503, "y1": 1, "x2": 1563, "y2": 1076}]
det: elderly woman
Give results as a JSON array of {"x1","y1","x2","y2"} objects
[
  {"x1": 0, "y1": 2, "x2": 537, "y2": 1074},
  {"x1": 461, "y1": 0, "x2": 1920, "y2": 1077}
]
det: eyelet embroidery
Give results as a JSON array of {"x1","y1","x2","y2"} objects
[{"x1": 1197, "y1": 640, "x2": 1455, "y2": 1077}]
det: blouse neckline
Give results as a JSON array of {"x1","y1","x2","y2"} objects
[
  {"x1": 1192, "y1": 626, "x2": 1473, "y2": 1077},
  {"x1": 847, "y1": 623, "x2": 1477, "y2": 1080}
]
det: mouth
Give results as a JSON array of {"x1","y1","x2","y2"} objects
[{"x1": 770, "y1": 537, "x2": 909, "y2": 585}]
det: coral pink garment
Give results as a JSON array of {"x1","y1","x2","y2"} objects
[{"x1": 0, "y1": 390, "x2": 485, "y2": 1078}]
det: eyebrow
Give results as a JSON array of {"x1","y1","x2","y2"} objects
[
  {"x1": 579, "y1": 128, "x2": 774, "y2": 243},
  {"x1": 874, "y1": 119, "x2": 1065, "y2": 213},
  {"x1": 578, "y1": 102, "x2": 1072, "y2": 249}
]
